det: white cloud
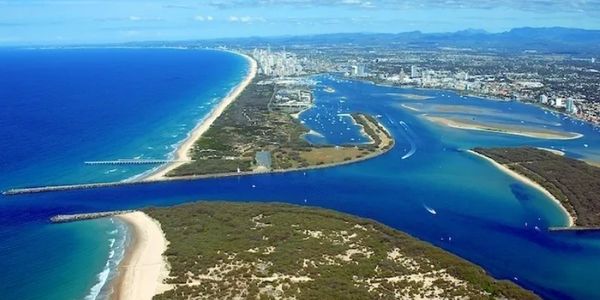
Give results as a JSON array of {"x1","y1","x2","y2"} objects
[
  {"x1": 127, "y1": 16, "x2": 163, "y2": 22},
  {"x1": 194, "y1": 15, "x2": 214, "y2": 21},
  {"x1": 228, "y1": 16, "x2": 266, "y2": 23}
]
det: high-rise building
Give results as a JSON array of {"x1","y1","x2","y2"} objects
[
  {"x1": 566, "y1": 98, "x2": 577, "y2": 114},
  {"x1": 357, "y1": 64, "x2": 366, "y2": 77},
  {"x1": 539, "y1": 95, "x2": 548, "y2": 104},
  {"x1": 410, "y1": 65, "x2": 418, "y2": 78},
  {"x1": 554, "y1": 98, "x2": 565, "y2": 108},
  {"x1": 252, "y1": 48, "x2": 304, "y2": 77}
]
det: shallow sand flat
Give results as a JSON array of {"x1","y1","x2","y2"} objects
[
  {"x1": 468, "y1": 150, "x2": 575, "y2": 227},
  {"x1": 144, "y1": 53, "x2": 258, "y2": 181},
  {"x1": 428, "y1": 104, "x2": 503, "y2": 115},
  {"x1": 113, "y1": 212, "x2": 170, "y2": 300},
  {"x1": 424, "y1": 115, "x2": 582, "y2": 140},
  {"x1": 398, "y1": 103, "x2": 424, "y2": 112},
  {"x1": 387, "y1": 93, "x2": 433, "y2": 100}
]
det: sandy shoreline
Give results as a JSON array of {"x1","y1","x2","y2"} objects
[
  {"x1": 536, "y1": 147, "x2": 565, "y2": 156},
  {"x1": 467, "y1": 150, "x2": 575, "y2": 227},
  {"x1": 425, "y1": 115, "x2": 583, "y2": 140},
  {"x1": 111, "y1": 212, "x2": 170, "y2": 300},
  {"x1": 144, "y1": 52, "x2": 258, "y2": 181}
]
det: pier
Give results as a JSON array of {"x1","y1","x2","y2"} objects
[
  {"x1": 50, "y1": 210, "x2": 135, "y2": 223},
  {"x1": 84, "y1": 159, "x2": 191, "y2": 165}
]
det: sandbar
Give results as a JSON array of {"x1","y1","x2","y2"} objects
[
  {"x1": 388, "y1": 93, "x2": 433, "y2": 100},
  {"x1": 399, "y1": 103, "x2": 423, "y2": 112},
  {"x1": 424, "y1": 115, "x2": 582, "y2": 140}
]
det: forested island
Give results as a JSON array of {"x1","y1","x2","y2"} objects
[
  {"x1": 473, "y1": 147, "x2": 600, "y2": 227},
  {"x1": 166, "y1": 75, "x2": 393, "y2": 177},
  {"x1": 145, "y1": 202, "x2": 538, "y2": 299}
]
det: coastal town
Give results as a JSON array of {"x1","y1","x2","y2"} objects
[{"x1": 224, "y1": 45, "x2": 600, "y2": 126}]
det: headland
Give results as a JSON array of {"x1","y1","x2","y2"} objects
[{"x1": 120, "y1": 202, "x2": 539, "y2": 299}]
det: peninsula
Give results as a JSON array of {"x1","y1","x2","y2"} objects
[
  {"x1": 2, "y1": 51, "x2": 393, "y2": 196},
  {"x1": 112, "y1": 202, "x2": 538, "y2": 299},
  {"x1": 471, "y1": 147, "x2": 600, "y2": 228},
  {"x1": 147, "y1": 70, "x2": 393, "y2": 179}
]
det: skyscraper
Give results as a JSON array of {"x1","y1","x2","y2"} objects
[
  {"x1": 410, "y1": 65, "x2": 417, "y2": 78},
  {"x1": 566, "y1": 98, "x2": 577, "y2": 114}
]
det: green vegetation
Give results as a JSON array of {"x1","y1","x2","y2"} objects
[
  {"x1": 473, "y1": 147, "x2": 600, "y2": 227},
  {"x1": 146, "y1": 202, "x2": 538, "y2": 299},
  {"x1": 167, "y1": 76, "x2": 393, "y2": 177}
]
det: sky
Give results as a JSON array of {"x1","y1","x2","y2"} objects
[{"x1": 0, "y1": 0, "x2": 599, "y2": 45}]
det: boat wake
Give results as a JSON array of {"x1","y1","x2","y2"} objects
[
  {"x1": 423, "y1": 204, "x2": 437, "y2": 215},
  {"x1": 398, "y1": 121, "x2": 417, "y2": 160}
]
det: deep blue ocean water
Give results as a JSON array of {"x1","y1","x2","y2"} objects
[
  {"x1": 1, "y1": 51, "x2": 600, "y2": 299},
  {"x1": 0, "y1": 48, "x2": 248, "y2": 299}
]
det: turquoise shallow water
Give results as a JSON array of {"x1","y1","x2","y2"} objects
[
  {"x1": 0, "y1": 48, "x2": 248, "y2": 299},
  {"x1": 1, "y1": 53, "x2": 600, "y2": 299}
]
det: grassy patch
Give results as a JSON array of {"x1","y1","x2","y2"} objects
[{"x1": 146, "y1": 202, "x2": 538, "y2": 299}]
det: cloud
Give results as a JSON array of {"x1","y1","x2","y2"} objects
[
  {"x1": 205, "y1": 0, "x2": 600, "y2": 14},
  {"x1": 194, "y1": 15, "x2": 214, "y2": 21},
  {"x1": 128, "y1": 16, "x2": 164, "y2": 22},
  {"x1": 228, "y1": 16, "x2": 266, "y2": 23}
]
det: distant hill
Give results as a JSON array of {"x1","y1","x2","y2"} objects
[{"x1": 160, "y1": 27, "x2": 600, "y2": 56}]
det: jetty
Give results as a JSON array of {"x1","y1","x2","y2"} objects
[
  {"x1": 548, "y1": 227, "x2": 600, "y2": 232},
  {"x1": 50, "y1": 210, "x2": 135, "y2": 223},
  {"x1": 2, "y1": 181, "x2": 151, "y2": 195},
  {"x1": 84, "y1": 159, "x2": 191, "y2": 165}
]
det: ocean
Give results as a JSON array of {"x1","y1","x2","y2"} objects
[
  {"x1": 0, "y1": 48, "x2": 248, "y2": 299},
  {"x1": 1, "y1": 50, "x2": 600, "y2": 299}
]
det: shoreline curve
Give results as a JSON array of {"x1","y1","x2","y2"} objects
[
  {"x1": 467, "y1": 149, "x2": 575, "y2": 228},
  {"x1": 143, "y1": 51, "x2": 258, "y2": 181}
]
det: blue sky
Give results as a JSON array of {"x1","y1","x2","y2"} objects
[{"x1": 1, "y1": 0, "x2": 599, "y2": 45}]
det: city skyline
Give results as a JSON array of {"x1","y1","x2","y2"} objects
[{"x1": 1, "y1": 0, "x2": 600, "y2": 45}]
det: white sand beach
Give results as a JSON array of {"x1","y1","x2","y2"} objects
[
  {"x1": 144, "y1": 52, "x2": 258, "y2": 180},
  {"x1": 112, "y1": 212, "x2": 171, "y2": 300},
  {"x1": 536, "y1": 147, "x2": 565, "y2": 156},
  {"x1": 467, "y1": 150, "x2": 575, "y2": 227}
]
